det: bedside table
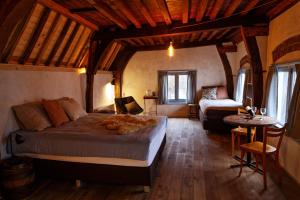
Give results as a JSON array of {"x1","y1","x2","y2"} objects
[{"x1": 188, "y1": 104, "x2": 199, "y2": 119}]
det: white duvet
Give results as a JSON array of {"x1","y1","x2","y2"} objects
[{"x1": 199, "y1": 99, "x2": 242, "y2": 114}]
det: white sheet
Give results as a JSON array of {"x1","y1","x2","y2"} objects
[{"x1": 199, "y1": 99, "x2": 242, "y2": 113}]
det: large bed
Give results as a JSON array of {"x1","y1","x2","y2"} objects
[
  {"x1": 199, "y1": 99, "x2": 242, "y2": 132},
  {"x1": 9, "y1": 113, "x2": 167, "y2": 187}
]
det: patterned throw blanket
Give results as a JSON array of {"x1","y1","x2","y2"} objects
[{"x1": 101, "y1": 115, "x2": 157, "y2": 134}]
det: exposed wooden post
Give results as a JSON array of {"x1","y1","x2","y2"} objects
[
  {"x1": 216, "y1": 44, "x2": 234, "y2": 99},
  {"x1": 240, "y1": 26, "x2": 263, "y2": 107},
  {"x1": 110, "y1": 48, "x2": 136, "y2": 98},
  {"x1": 85, "y1": 37, "x2": 113, "y2": 112}
]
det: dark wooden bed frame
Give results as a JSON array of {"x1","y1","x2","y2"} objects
[{"x1": 33, "y1": 135, "x2": 166, "y2": 187}]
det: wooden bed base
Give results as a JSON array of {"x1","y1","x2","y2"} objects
[{"x1": 33, "y1": 135, "x2": 166, "y2": 187}]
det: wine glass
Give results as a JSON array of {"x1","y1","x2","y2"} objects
[{"x1": 260, "y1": 107, "x2": 266, "y2": 117}]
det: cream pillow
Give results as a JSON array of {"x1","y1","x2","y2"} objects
[
  {"x1": 13, "y1": 102, "x2": 52, "y2": 131},
  {"x1": 60, "y1": 98, "x2": 87, "y2": 121}
]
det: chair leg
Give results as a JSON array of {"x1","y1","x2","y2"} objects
[
  {"x1": 231, "y1": 131, "x2": 235, "y2": 156},
  {"x1": 238, "y1": 150, "x2": 245, "y2": 177},
  {"x1": 254, "y1": 154, "x2": 259, "y2": 172},
  {"x1": 276, "y1": 154, "x2": 282, "y2": 185},
  {"x1": 262, "y1": 155, "x2": 267, "y2": 189},
  {"x1": 237, "y1": 135, "x2": 241, "y2": 148}
]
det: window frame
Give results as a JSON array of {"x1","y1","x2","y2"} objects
[{"x1": 167, "y1": 71, "x2": 189, "y2": 104}]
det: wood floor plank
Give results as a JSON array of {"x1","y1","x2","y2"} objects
[{"x1": 26, "y1": 119, "x2": 300, "y2": 200}]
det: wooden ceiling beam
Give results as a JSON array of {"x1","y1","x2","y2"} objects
[
  {"x1": 34, "y1": 12, "x2": 60, "y2": 65},
  {"x1": 45, "y1": 18, "x2": 71, "y2": 66},
  {"x1": 19, "y1": 7, "x2": 51, "y2": 64},
  {"x1": 108, "y1": 0, "x2": 141, "y2": 28},
  {"x1": 65, "y1": 27, "x2": 86, "y2": 66},
  {"x1": 215, "y1": 29, "x2": 232, "y2": 40},
  {"x1": 268, "y1": 0, "x2": 298, "y2": 20},
  {"x1": 98, "y1": 42, "x2": 118, "y2": 70},
  {"x1": 55, "y1": 23, "x2": 80, "y2": 66},
  {"x1": 199, "y1": 31, "x2": 209, "y2": 41},
  {"x1": 132, "y1": 0, "x2": 156, "y2": 27},
  {"x1": 209, "y1": 0, "x2": 225, "y2": 20},
  {"x1": 104, "y1": 44, "x2": 122, "y2": 71},
  {"x1": 182, "y1": 0, "x2": 190, "y2": 24},
  {"x1": 224, "y1": 0, "x2": 243, "y2": 17},
  {"x1": 86, "y1": 0, "x2": 127, "y2": 29},
  {"x1": 240, "y1": 0, "x2": 260, "y2": 16},
  {"x1": 195, "y1": 0, "x2": 208, "y2": 22},
  {"x1": 37, "y1": 0, "x2": 98, "y2": 30},
  {"x1": 135, "y1": 39, "x2": 230, "y2": 51},
  {"x1": 217, "y1": 44, "x2": 237, "y2": 53},
  {"x1": 207, "y1": 30, "x2": 220, "y2": 40},
  {"x1": 242, "y1": 26, "x2": 269, "y2": 37},
  {"x1": 154, "y1": 0, "x2": 172, "y2": 25},
  {"x1": 74, "y1": 35, "x2": 91, "y2": 68},
  {"x1": 69, "y1": 7, "x2": 96, "y2": 13},
  {"x1": 95, "y1": 15, "x2": 268, "y2": 40}
]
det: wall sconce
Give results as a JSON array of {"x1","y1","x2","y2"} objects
[{"x1": 78, "y1": 67, "x2": 86, "y2": 74}]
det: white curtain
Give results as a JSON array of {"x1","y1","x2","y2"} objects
[
  {"x1": 187, "y1": 71, "x2": 197, "y2": 104},
  {"x1": 265, "y1": 65, "x2": 278, "y2": 119},
  {"x1": 234, "y1": 69, "x2": 245, "y2": 103},
  {"x1": 158, "y1": 71, "x2": 168, "y2": 104}
]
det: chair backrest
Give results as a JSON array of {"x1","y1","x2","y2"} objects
[
  {"x1": 238, "y1": 107, "x2": 247, "y2": 115},
  {"x1": 263, "y1": 124, "x2": 286, "y2": 154},
  {"x1": 114, "y1": 96, "x2": 143, "y2": 114}
]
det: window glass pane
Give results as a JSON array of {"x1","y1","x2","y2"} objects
[
  {"x1": 277, "y1": 71, "x2": 289, "y2": 124},
  {"x1": 178, "y1": 75, "x2": 188, "y2": 100},
  {"x1": 167, "y1": 75, "x2": 175, "y2": 100}
]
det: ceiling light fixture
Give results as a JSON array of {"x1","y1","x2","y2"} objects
[{"x1": 168, "y1": 41, "x2": 174, "y2": 57}]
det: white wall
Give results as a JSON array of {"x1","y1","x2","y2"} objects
[
  {"x1": 266, "y1": 2, "x2": 300, "y2": 183},
  {"x1": 0, "y1": 65, "x2": 113, "y2": 158},
  {"x1": 123, "y1": 46, "x2": 230, "y2": 117}
]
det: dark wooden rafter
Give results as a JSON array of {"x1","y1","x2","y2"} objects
[
  {"x1": 19, "y1": 7, "x2": 51, "y2": 64},
  {"x1": 98, "y1": 42, "x2": 118, "y2": 70},
  {"x1": 94, "y1": 15, "x2": 268, "y2": 41},
  {"x1": 86, "y1": 0, "x2": 127, "y2": 29},
  {"x1": 78, "y1": 50, "x2": 89, "y2": 68},
  {"x1": 209, "y1": 0, "x2": 225, "y2": 20},
  {"x1": 240, "y1": 0, "x2": 260, "y2": 16},
  {"x1": 182, "y1": 0, "x2": 190, "y2": 24},
  {"x1": 195, "y1": 0, "x2": 208, "y2": 22},
  {"x1": 0, "y1": 0, "x2": 19, "y2": 27},
  {"x1": 216, "y1": 44, "x2": 234, "y2": 99},
  {"x1": 230, "y1": 25, "x2": 269, "y2": 43},
  {"x1": 207, "y1": 30, "x2": 220, "y2": 40},
  {"x1": 268, "y1": 0, "x2": 299, "y2": 20},
  {"x1": 104, "y1": 44, "x2": 122, "y2": 71},
  {"x1": 155, "y1": 0, "x2": 172, "y2": 25},
  {"x1": 55, "y1": 23, "x2": 80, "y2": 66},
  {"x1": 74, "y1": 41, "x2": 89, "y2": 68},
  {"x1": 217, "y1": 44, "x2": 237, "y2": 53},
  {"x1": 0, "y1": 1, "x2": 36, "y2": 63},
  {"x1": 108, "y1": 0, "x2": 141, "y2": 28},
  {"x1": 240, "y1": 55, "x2": 251, "y2": 67},
  {"x1": 69, "y1": 7, "x2": 96, "y2": 13},
  {"x1": 34, "y1": 12, "x2": 60, "y2": 65},
  {"x1": 272, "y1": 34, "x2": 300, "y2": 63},
  {"x1": 240, "y1": 26, "x2": 263, "y2": 107},
  {"x1": 45, "y1": 18, "x2": 71, "y2": 66},
  {"x1": 131, "y1": 0, "x2": 156, "y2": 27},
  {"x1": 37, "y1": 0, "x2": 98, "y2": 30},
  {"x1": 215, "y1": 29, "x2": 232, "y2": 40},
  {"x1": 199, "y1": 31, "x2": 209, "y2": 41},
  {"x1": 224, "y1": 0, "x2": 242, "y2": 17},
  {"x1": 65, "y1": 27, "x2": 86, "y2": 66}
]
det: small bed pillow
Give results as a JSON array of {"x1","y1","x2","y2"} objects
[
  {"x1": 202, "y1": 87, "x2": 217, "y2": 100},
  {"x1": 125, "y1": 101, "x2": 143, "y2": 115},
  {"x1": 42, "y1": 99, "x2": 69, "y2": 127},
  {"x1": 59, "y1": 98, "x2": 87, "y2": 120},
  {"x1": 13, "y1": 102, "x2": 52, "y2": 131},
  {"x1": 217, "y1": 86, "x2": 229, "y2": 99}
]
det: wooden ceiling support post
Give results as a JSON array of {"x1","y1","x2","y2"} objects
[
  {"x1": 110, "y1": 48, "x2": 136, "y2": 98},
  {"x1": 86, "y1": 37, "x2": 113, "y2": 112},
  {"x1": 216, "y1": 44, "x2": 234, "y2": 99},
  {"x1": 240, "y1": 26, "x2": 263, "y2": 107}
]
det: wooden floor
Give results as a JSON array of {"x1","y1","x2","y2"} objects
[{"x1": 27, "y1": 118, "x2": 300, "y2": 200}]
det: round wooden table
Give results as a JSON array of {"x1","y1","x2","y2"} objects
[{"x1": 224, "y1": 114, "x2": 277, "y2": 169}]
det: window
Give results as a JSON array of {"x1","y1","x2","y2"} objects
[
  {"x1": 167, "y1": 72, "x2": 188, "y2": 103},
  {"x1": 235, "y1": 70, "x2": 246, "y2": 103},
  {"x1": 267, "y1": 64, "x2": 297, "y2": 125}
]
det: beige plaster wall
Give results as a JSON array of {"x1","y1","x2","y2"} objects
[
  {"x1": 123, "y1": 46, "x2": 229, "y2": 117},
  {"x1": 0, "y1": 65, "x2": 112, "y2": 158},
  {"x1": 266, "y1": 2, "x2": 300, "y2": 184}
]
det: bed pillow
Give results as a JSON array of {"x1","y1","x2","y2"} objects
[
  {"x1": 202, "y1": 87, "x2": 217, "y2": 100},
  {"x1": 125, "y1": 101, "x2": 143, "y2": 115},
  {"x1": 59, "y1": 98, "x2": 87, "y2": 120},
  {"x1": 217, "y1": 86, "x2": 229, "y2": 99},
  {"x1": 12, "y1": 102, "x2": 52, "y2": 131},
  {"x1": 42, "y1": 99, "x2": 69, "y2": 127}
]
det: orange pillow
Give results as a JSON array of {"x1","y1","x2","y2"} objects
[{"x1": 42, "y1": 99, "x2": 69, "y2": 127}]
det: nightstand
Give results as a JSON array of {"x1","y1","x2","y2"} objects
[{"x1": 188, "y1": 104, "x2": 199, "y2": 119}]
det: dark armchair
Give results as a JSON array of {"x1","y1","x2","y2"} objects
[{"x1": 114, "y1": 96, "x2": 144, "y2": 115}]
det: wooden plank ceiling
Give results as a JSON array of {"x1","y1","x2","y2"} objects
[{"x1": 0, "y1": 0, "x2": 298, "y2": 71}]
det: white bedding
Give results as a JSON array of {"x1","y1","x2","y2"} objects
[{"x1": 199, "y1": 99, "x2": 242, "y2": 114}]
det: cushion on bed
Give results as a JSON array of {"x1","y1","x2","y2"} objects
[
  {"x1": 12, "y1": 102, "x2": 52, "y2": 131},
  {"x1": 60, "y1": 98, "x2": 87, "y2": 120},
  {"x1": 42, "y1": 99, "x2": 69, "y2": 127},
  {"x1": 201, "y1": 87, "x2": 217, "y2": 100},
  {"x1": 217, "y1": 86, "x2": 229, "y2": 99},
  {"x1": 125, "y1": 101, "x2": 143, "y2": 115}
]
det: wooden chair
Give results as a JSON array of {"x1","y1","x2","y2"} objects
[
  {"x1": 238, "y1": 125, "x2": 286, "y2": 189},
  {"x1": 231, "y1": 108, "x2": 256, "y2": 156}
]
